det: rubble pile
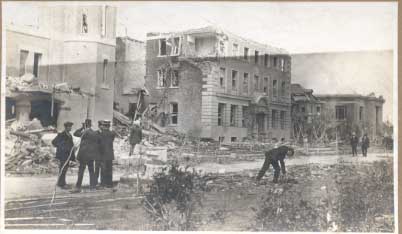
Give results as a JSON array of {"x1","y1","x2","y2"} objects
[
  {"x1": 6, "y1": 74, "x2": 39, "y2": 91},
  {"x1": 5, "y1": 119, "x2": 59, "y2": 174}
]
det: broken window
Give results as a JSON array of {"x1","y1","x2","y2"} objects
[
  {"x1": 33, "y1": 53, "x2": 42, "y2": 78},
  {"x1": 102, "y1": 59, "x2": 108, "y2": 83},
  {"x1": 316, "y1": 106, "x2": 321, "y2": 115},
  {"x1": 19, "y1": 50, "x2": 29, "y2": 76},
  {"x1": 232, "y1": 43, "x2": 239, "y2": 58},
  {"x1": 244, "y1": 47, "x2": 249, "y2": 61},
  {"x1": 264, "y1": 54, "x2": 269, "y2": 67},
  {"x1": 171, "y1": 37, "x2": 181, "y2": 56},
  {"x1": 280, "y1": 58, "x2": 285, "y2": 72},
  {"x1": 159, "y1": 39, "x2": 167, "y2": 56},
  {"x1": 273, "y1": 57, "x2": 278, "y2": 67},
  {"x1": 219, "y1": 67, "x2": 226, "y2": 88},
  {"x1": 170, "y1": 102, "x2": 178, "y2": 125},
  {"x1": 281, "y1": 81, "x2": 286, "y2": 97},
  {"x1": 243, "y1": 73, "x2": 249, "y2": 94},
  {"x1": 301, "y1": 106, "x2": 306, "y2": 113},
  {"x1": 254, "y1": 51, "x2": 259, "y2": 64},
  {"x1": 254, "y1": 75, "x2": 259, "y2": 91},
  {"x1": 231, "y1": 70, "x2": 238, "y2": 90},
  {"x1": 280, "y1": 111, "x2": 286, "y2": 129},
  {"x1": 335, "y1": 105, "x2": 347, "y2": 120},
  {"x1": 157, "y1": 69, "x2": 167, "y2": 87},
  {"x1": 82, "y1": 13, "x2": 88, "y2": 33},
  {"x1": 242, "y1": 106, "x2": 249, "y2": 127},
  {"x1": 263, "y1": 77, "x2": 268, "y2": 94},
  {"x1": 273, "y1": 80, "x2": 278, "y2": 97},
  {"x1": 230, "y1": 105, "x2": 238, "y2": 127},
  {"x1": 219, "y1": 136, "x2": 225, "y2": 143},
  {"x1": 171, "y1": 70, "x2": 179, "y2": 87},
  {"x1": 272, "y1": 110, "x2": 278, "y2": 129},
  {"x1": 218, "y1": 103, "x2": 226, "y2": 126},
  {"x1": 219, "y1": 40, "x2": 225, "y2": 56},
  {"x1": 359, "y1": 106, "x2": 363, "y2": 121},
  {"x1": 231, "y1": 137, "x2": 237, "y2": 142}
]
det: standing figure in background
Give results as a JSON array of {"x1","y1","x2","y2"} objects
[
  {"x1": 361, "y1": 133, "x2": 370, "y2": 157},
  {"x1": 51, "y1": 121, "x2": 75, "y2": 189},
  {"x1": 72, "y1": 119, "x2": 101, "y2": 192},
  {"x1": 129, "y1": 120, "x2": 142, "y2": 156},
  {"x1": 350, "y1": 132, "x2": 359, "y2": 157},
  {"x1": 99, "y1": 120, "x2": 117, "y2": 188},
  {"x1": 95, "y1": 121, "x2": 106, "y2": 187}
]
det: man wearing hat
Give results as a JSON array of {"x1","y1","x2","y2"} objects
[
  {"x1": 129, "y1": 119, "x2": 143, "y2": 156},
  {"x1": 51, "y1": 121, "x2": 75, "y2": 189},
  {"x1": 72, "y1": 119, "x2": 101, "y2": 192},
  {"x1": 98, "y1": 120, "x2": 117, "y2": 188},
  {"x1": 361, "y1": 133, "x2": 370, "y2": 157},
  {"x1": 94, "y1": 120, "x2": 106, "y2": 187},
  {"x1": 350, "y1": 132, "x2": 359, "y2": 157}
]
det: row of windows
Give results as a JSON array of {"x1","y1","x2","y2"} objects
[
  {"x1": 228, "y1": 43, "x2": 288, "y2": 72},
  {"x1": 219, "y1": 68, "x2": 287, "y2": 97},
  {"x1": 218, "y1": 103, "x2": 287, "y2": 129},
  {"x1": 157, "y1": 38, "x2": 289, "y2": 73}
]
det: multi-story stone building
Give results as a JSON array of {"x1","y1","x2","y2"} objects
[
  {"x1": 145, "y1": 26, "x2": 292, "y2": 143},
  {"x1": 316, "y1": 93, "x2": 385, "y2": 139},
  {"x1": 291, "y1": 83, "x2": 322, "y2": 140},
  {"x1": 5, "y1": 5, "x2": 117, "y2": 130}
]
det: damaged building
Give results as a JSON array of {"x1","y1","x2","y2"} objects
[
  {"x1": 291, "y1": 83, "x2": 322, "y2": 140},
  {"x1": 145, "y1": 26, "x2": 292, "y2": 143},
  {"x1": 114, "y1": 36, "x2": 146, "y2": 118},
  {"x1": 5, "y1": 5, "x2": 117, "y2": 130},
  {"x1": 316, "y1": 93, "x2": 385, "y2": 140}
]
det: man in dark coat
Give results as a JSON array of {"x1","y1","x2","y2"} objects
[
  {"x1": 361, "y1": 133, "x2": 370, "y2": 157},
  {"x1": 256, "y1": 145, "x2": 294, "y2": 183},
  {"x1": 94, "y1": 120, "x2": 105, "y2": 187},
  {"x1": 72, "y1": 119, "x2": 101, "y2": 192},
  {"x1": 98, "y1": 120, "x2": 117, "y2": 188},
  {"x1": 51, "y1": 121, "x2": 75, "y2": 189},
  {"x1": 350, "y1": 132, "x2": 359, "y2": 157},
  {"x1": 129, "y1": 120, "x2": 142, "y2": 156}
]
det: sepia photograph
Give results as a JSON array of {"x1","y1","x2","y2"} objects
[{"x1": 1, "y1": 1, "x2": 398, "y2": 232}]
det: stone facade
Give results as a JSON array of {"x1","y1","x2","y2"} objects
[
  {"x1": 316, "y1": 94, "x2": 385, "y2": 139},
  {"x1": 145, "y1": 26, "x2": 292, "y2": 143},
  {"x1": 114, "y1": 37, "x2": 146, "y2": 116},
  {"x1": 5, "y1": 5, "x2": 117, "y2": 131}
]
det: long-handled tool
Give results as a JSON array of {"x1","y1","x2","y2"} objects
[{"x1": 49, "y1": 146, "x2": 76, "y2": 207}]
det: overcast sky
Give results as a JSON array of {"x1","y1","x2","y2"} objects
[{"x1": 116, "y1": 1, "x2": 397, "y2": 54}]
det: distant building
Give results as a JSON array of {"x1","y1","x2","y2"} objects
[
  {"x1": 316, "y1": 93, "x2": 385, "y2": 139},
  {"x1": 5, "y1": 5, "x2": 117, "y2": 130},
  {"x1": 145, "y1": 26, "x2": 292, "y2": 143},
  {"x1": 114, "y1": 36, "x2": 146, "y2": 118},
  {"x1": 291, "y1": 83, "x2": 322, "y2": 140}
]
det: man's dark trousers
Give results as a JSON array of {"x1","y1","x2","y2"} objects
[
  {"x1": 76, "y1": 160, "x2": 96, "y2": 188},
  {"x1": 362, "y1": 147, "x2": 368, "y2": 157},
  {"x1": 57, "y1": 160, "x2": 69, "y2": 187},
  {"x1": 352, "y1": 146, "x2": 358, "y2": 156},
  {"x1": 256, "y1": 159, "x2": 281, "y2": 183},
  {"x1": 103, "y1": 160, "x2": 113, "y2": 187}
]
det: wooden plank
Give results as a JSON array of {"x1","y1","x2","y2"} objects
[
  {"x1": 6, "y1": 223, "x2": 95, "y2": 227},
  {"x1": 6, "y1": 202, "x2": 68, "y2": 211},
  {"x1": 5, "y1": 217, "x2": 58, "y2": 221}
]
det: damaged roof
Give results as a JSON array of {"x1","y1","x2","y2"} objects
[
  {"x1": 147, "y1": 25, "x2": 289, "y2": 55},
  {"x1": 291, "y1": 83, "x2": 318, "y2": 102}
]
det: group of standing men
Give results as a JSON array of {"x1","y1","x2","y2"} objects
[
  {"x1": 51, "y1": 119, "x2": 117, "y2": 192},
  {"x1": 350, "y1": 132, "x2": 370, "y2": 157}
]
